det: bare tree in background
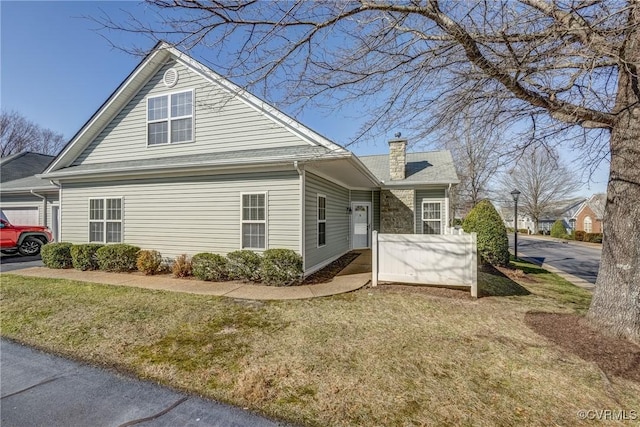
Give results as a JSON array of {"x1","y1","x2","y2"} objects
[
  {"x1": 443, "y1": 120, "x2": 501, "y2": 216},
  {"x1": 499, "y1": 147, "x2": 580, "y2": 233},
  {"x1": 96, "y1": 1, "x2": 640, "y2": 342},
  {"x1": 0, "y1": 110, "x2": 66, "y2": 157}
]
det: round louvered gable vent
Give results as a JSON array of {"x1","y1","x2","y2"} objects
[{"x1": 163, "y1": 68, "x2": 179, "y2": 87}]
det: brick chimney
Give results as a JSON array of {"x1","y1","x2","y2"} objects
[{"x1": 388, "y1": 136, "x2": 407, "y2": 180}]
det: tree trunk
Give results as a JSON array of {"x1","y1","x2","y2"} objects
[{"x1": 586, "y1": 5, "x2": 640, "y2": 344}]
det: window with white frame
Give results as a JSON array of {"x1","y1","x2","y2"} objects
[
  {"x1": 422, "y1": 201, "x2": 442, "y2": 235},
  {"x1": 241, "y1": 193, "x2": 266, "y2": 249},
  {"x1": 89, "y1": 198, "x2": 122, "y2": 243},
  {"x1": 584, "y1": 216, "x2": 592, "y2": 233},
  {"x1": 147, "y1": 90, "x2": 193, "y2": 145},
  {"x1": 318, "y1": 194, "x2": 326, "y2": 247}
]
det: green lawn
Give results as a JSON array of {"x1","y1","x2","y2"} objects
[{"x1": 2, "y1": 262, "x2": 638, "y2": 426}]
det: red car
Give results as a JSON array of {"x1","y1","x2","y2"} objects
[{"x1": 0, "y1": 217, "x2": 53, "y2": 256}]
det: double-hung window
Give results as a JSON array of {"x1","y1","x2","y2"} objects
[
  {"x1": 241, "y1": 193, "x2": 266, "y2": 249},
  {"x1": 317, "y1": 195, "x2": 326, "y2": 247},
  {"x1": 147, "y1": 90, "x2": 193, "y2": 145},
  {"x1": 89, "y1": 198, "x2": 123, "y2": 243},
  {"x1": 422, "y1": 201, "x2": 442, "y2": 235}
]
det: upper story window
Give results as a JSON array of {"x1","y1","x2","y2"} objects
[{"x1": 147, "y1": 90, "x2": 193, "y2": 145}]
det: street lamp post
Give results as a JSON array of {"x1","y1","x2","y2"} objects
[{"x1": 511, "y1": 189, "x2": 521, "y2": 261}]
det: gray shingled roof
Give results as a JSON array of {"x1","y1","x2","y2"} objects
[
  {"x1": 358, "y1": 150, "x2": 459, "y2": 185},
  {"x1": 1, "y1": 152, "x2": 54, "y2": 183},
  {"x1": 44, "y1": 145, "x2": 346, "y2": 178},
  {"x1": 1, "y1": 174, "x2": 58, "y2": 192}
]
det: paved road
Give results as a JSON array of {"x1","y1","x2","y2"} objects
[
  {"x1": 1, "y1": 339, "x2": 286, "y2": 427},
  {"x1": 509, "y1": 235, "x2": 601, "y2": 284},
  {"x1": 0, "y1": 254, "x2": 43, "y2": 272}
]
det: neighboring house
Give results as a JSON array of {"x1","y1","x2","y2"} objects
[
  {"x1": 572, "y1": 193, "x2": 606, "y2": 233},
  {"x1": 499, "y1": 197, "x2": 585, "y2": 234},
  {"x1": 0, "y1": 152, "x2": 60, "y2": 240},
  {"x1": 36, "y1": 42, "x2": 458, "y2": 275},
  {"x1": 538, "y1": 197, "x2": 585, "y2": 233}
]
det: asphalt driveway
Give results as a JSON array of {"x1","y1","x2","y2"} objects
[
  {"x1": 0, "y1": 254, "x2": 43, "y2": 272},
  {"x1": 509, "y1": 235, "x2": 601, "y2": 284},
  {"x1": 1, "y1": 339, "x2": 286, "y2": 427}
]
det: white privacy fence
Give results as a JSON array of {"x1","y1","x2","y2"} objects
[{"x1": 371, "y1": 231, "x2": 478, "y2": 297}]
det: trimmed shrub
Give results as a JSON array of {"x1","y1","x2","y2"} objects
[
  {"x1": 518, "y1": 228, "x2": 529, "y2": 234},
  {"x1": 585, "y1": 233, "x2": 603, "y2": 243},
  {"x1": 227, "y1": 250, "x2": 262, "y2": 282},
  {"x1": 96, "y1": 244, "x2": 140, "y2": 272},
  {"x1": 550, "y1": 220, "x2": 566, "y2": 238},
  {"x1": 172, "y1": 254, "x2": 192, "y2": 278},
  {"x1": 192, "y1": 253, "x2": 228, "y2": 281},
  {"x1": 41, "y1": 242, "x2": 73, "y2": 269},
  {"x1": 462, "y1": 200, "x2": 510, "y2": 266},
  {"x1": 136, "y1": 250, "x2": 163, "y2": 275},
  {"x1": 260, "y1": 249, "x2": 303, "y2": 286},
  {"x1": 71, "y1": 244, "x2": 103, "y2": 270},
  {"x1": 574, "y1": 230, "x2": 586, "y2": 241}
]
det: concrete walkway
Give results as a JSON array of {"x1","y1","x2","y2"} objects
[{"x1": 7, "y1": 251, "x2": 371, "y2": 300}]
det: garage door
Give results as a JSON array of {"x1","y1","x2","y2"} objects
[{"x1": 1, "y1": 208, "x2": 39, "y2": 225}]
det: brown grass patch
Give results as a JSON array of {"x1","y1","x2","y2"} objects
[{"x1": 2, "y1": 261, "x2": 640, "y2": 426}]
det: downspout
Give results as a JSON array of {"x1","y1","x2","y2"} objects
[
  {"x1": 294, "y1": 161, "x2": 306, "y2": 274},
  {"x1": 446, "y1": 183, "x2": 452, "y2": 233},
  {"x1": 50, "y1": 180, "x2": 62, "y2": 241},
  {"x1": 30, "y1": 190, "x2": 47, "y2": 227}
]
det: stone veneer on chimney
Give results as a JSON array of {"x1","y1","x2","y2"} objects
[
  {"x1": 380, "y1": 137, "x2": 415, "y2": 233},
  {"x1": 388, "y1": 138, "x2": 407, "y2": 180}
]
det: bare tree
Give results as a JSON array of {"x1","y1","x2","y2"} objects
[
  {"x1": 1, "y1": 110, "x2": 66, "y2": 157},
  {"x1": 499, "y1": 147, "x2": 580, "y2": 233},
  {"x1": 96, "y1": 1, "x2": 640, "y2": 342},
  {"x1": 443, "y1": 119, "x2": 502, "y2": 215}
]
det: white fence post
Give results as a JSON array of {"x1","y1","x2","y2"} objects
[
  {"x1": 372, "y1": 230, "x2": 378, "y2": 287},
  {"x1": 470, "y1": 232, "x2": 478, "y2": 298}
]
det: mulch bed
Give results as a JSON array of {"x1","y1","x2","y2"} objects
[
  {"x1": 525, "y1": 312, "x2": 640, "y2": 383},
  {"x1": 302, "y1": 252, "x2": 361, "y2": 285}
]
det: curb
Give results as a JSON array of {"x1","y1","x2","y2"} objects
[{"x1": 517, "y1": 254, "x2": 595, "y2": 291}]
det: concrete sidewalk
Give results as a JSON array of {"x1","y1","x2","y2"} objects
[{"x1": 7, "y1": 252, "x2": 371, "y2": 300}]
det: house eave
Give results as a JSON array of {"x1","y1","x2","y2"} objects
[
  {"x1": 39, "y1": 153, "x2": 351, "y2": 181},
  {"x1": 380, "y1": 180, "x2": 459, "y2": 189}
]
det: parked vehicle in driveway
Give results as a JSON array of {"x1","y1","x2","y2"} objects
[{"x1": 0, "y1": 217, "x2": 53, "y2": 256}]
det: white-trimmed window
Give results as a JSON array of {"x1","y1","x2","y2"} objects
[
  {"x1": 241, "y1": 193, "x2": 266, "y2": 249},
  {"x1": 422, "y1": 201, "x2": 442, "y2": 235},
  {"x1": 584, "y1": 216, "x2": 592, "y2": 233},
  {"x1": 89, "y1": 198, "x2": 122, "y2": 243},
  {"x1": 318, "y1": 194, "x2": 327, "y2": 247},
  {"x1": 147, "y1": 90, "x2": 193, "y2": 145}
]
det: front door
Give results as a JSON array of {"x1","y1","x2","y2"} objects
[{"x1": 351, "y1": 202, "x2": 371, "y2": 249}]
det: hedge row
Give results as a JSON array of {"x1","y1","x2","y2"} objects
[
  {"x1": 573, "y1": 231, "x2": 603, "y2": 243},
  {"x1": 40, "y1": 243, "x2": 303, "y2": 286},
  {"x1": 41, "y1": 242, "x2": 141, "y2": 272},
  {"x1": 190, "y1": 249, "x2": 303, "y2": 286}
]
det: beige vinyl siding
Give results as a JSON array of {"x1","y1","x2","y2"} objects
[
  {"x1": 350, "y1": 190, "x2": 380, "y2": 231},
  {"x1": 60, "y1": 171, "x2": 299, "y2": 259},
  {"x1": 0, "y1": 193, "x2": 59, "y2": 228},
  {"x1": 73, "y1": 60, "x2": 309, "y2": 166},
  {"x1": 415, "y1": 188, "x2": 446, "y2": 234},
  {"x1": 305, "y1": 173, "x2": 349, "y2": 272}
]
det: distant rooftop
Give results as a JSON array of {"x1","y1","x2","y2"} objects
[{"x1": 1, "y1": 152, "x2": 54, "y2": 183}]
